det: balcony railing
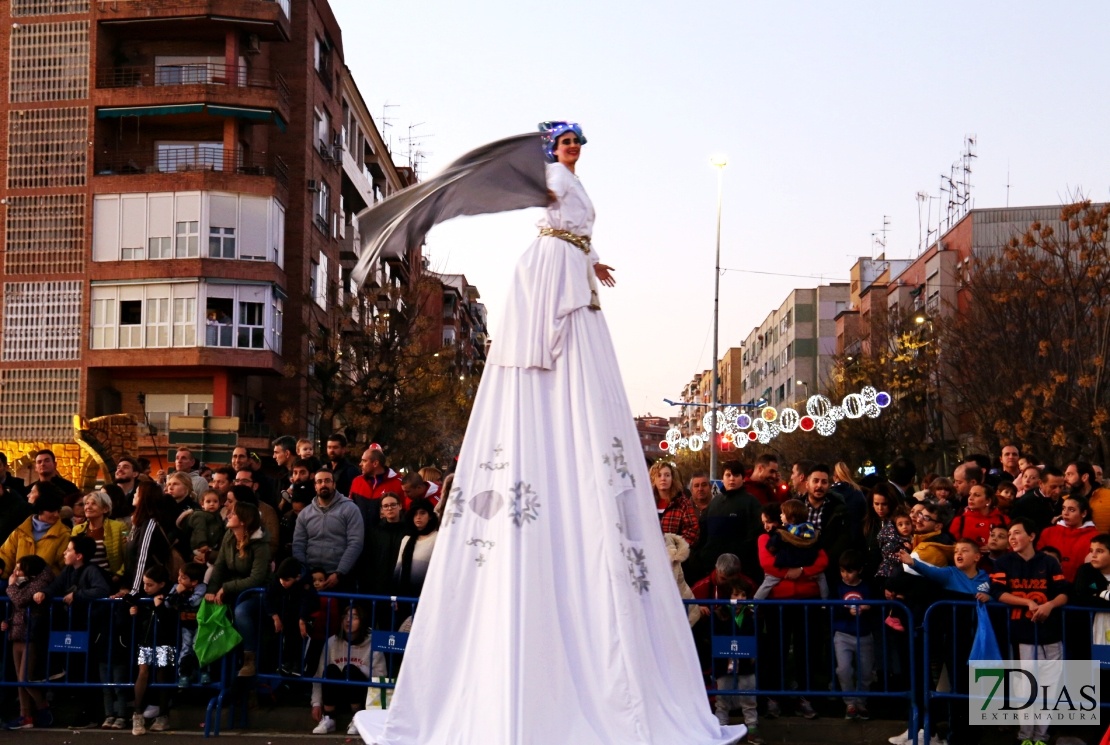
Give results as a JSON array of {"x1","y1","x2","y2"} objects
[
  {"x1": 96, "y1": 148, "x2": 289, "y2": 187},
  {"x1": 97, "y1": 63, "x2": 291, "y2": 107}
]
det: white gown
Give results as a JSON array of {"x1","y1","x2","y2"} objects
[{"x1": 356, "y1": 163, "x2": 745, "y2": 745}]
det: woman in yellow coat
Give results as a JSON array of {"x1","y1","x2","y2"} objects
[
  {"x1": 72, "y1": 489, "x2": 127, "y2": 585},
  {"x1": 0, "y1": 483, "x2": 69, "y2": 579}
]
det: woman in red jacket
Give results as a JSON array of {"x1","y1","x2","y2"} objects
[
  {"x1": 1037, "y1": 495, "x2": 1098, "y2": 582},
  {"x1": 949, "y1": 484, "x2": 1006, "y2": 548},
  {"x1": 756, "y1": 528, "x2": 828, "y2": 719}
]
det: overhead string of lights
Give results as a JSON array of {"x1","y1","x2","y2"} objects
[{"x1": 662, "y1": 386, "x2": 892, "y2": 453}]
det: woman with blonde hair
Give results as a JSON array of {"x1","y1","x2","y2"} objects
[
  {"x1": 651, "y1": 460, "x2": 699, "y2": 549},
  {"x1": 72, "y1": 490, "x2": 127, "y2": 584}
]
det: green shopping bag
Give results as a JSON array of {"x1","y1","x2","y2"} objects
[{"x1": 194, "y1": 600, "x2": 243, "y2": 667}]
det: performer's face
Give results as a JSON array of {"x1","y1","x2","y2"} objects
[{"x1": 554, "y1": 133, "x2": 582, "y2": 167}]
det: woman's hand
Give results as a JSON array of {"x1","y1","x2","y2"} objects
[
  {"x1": 129, "y1": 605, "x2": 138, "y2": 616},
  {"x1": 546, "y1": 189, "x2": 557, "y2": 204},
  {"x1": 215, "y1": 588, "x2": 225, "y2": 605},
  {"x1": 63, "y1": 592, "x2": 75, "y2": 606},
  {"x1": 204, "y1": 592, "x2": 218, "y2": 604},
  {"x1": 32, "y1": 592, "x2": 46, "y2": 604},
  {"x1": 273, "y1": 616, "x2": 283, "y2": 634},
  {"x1": 594, "y1": 263, "x2": 616, "y2": 287},
  {"x1": 299, "y1": 619, "x2": 309, "y2": 639},
  {"x1": 784, "y1": 567, "x2": 803, "y2": 580},
  {"x1": 153, "y1": 595, "x2": 164, "y2": 607}
]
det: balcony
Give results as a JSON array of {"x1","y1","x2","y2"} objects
[
  {"x1": 99, "y1": 0, "x2": 291, "y2": 42},
  {"x1": 95, "y1": 147, "x2": 287, "y2": 186},
  {"x1": 95, "y1": 63, "x2": 289, "y2": 127}
]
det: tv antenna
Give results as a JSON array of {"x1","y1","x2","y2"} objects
[
  {"x1": 380, "y1": 102, "x2": 399, "y2": 153},
  {"x1": 916, "y1": 191, "x2": 938, "y2": 254},
  {"x1": 400, "y1": 122, "x2": 434, "y2": 178}
]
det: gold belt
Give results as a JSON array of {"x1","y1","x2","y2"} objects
[
  {"x1": 538, "y1": 227, "x2": 600, "y2": 311},
  {"x1": 539, "y1": 227, "x2": 592, "y2": 256}
]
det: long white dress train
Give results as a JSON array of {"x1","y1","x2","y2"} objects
[{"x1": 356, "y1": 162, "x2": 745, "y2": 745}]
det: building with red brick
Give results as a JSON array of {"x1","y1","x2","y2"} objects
[{"x1": 0, "y1": 0, "x2": 426, "y2": 475}]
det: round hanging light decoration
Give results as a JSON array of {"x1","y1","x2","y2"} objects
[
  {"x1": 875, "y1": 391, "x2": 892, "y2": 408},
  {"x1": 843, "y1": 393, "x2": 866, "y2": 419},
  {"x1": 761, "y1": 406, "x2": 778, "y2": 422},
  {"x1": 747, "y1": 430, "x2": 759, "y2": 442},
  {"x1": 799, "y1": 416, "x2": 816, "y2": 432},
  {"x1": 806, "y1": 394, "x2": 832, "y2": 419},
  {"x1": 688, "y1": 434, "x2": 704, "y2": 452},
  {"x1": 736, "y1": 413, "x2": 752, "y2": 429},
  {"x1": 815, "y1": 417, "x2": 837, "y2": 436},
  {"x1": 779, "y1": 407, "x2": 800, "y2": 433},
  {"x1": 659, "y1": 440, "x2": 670, "y2": 451}
]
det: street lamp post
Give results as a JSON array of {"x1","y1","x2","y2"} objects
[
  {"x1": 709, "y1": 154, "x2": 727, "y2": 483},
  {"x1": 796, "y1": 379, "x2": 809, "y2": 405}
]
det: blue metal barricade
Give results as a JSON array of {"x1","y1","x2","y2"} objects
[
  {"x1": 231, "y1": 587, "x2": 420, "y2": 734},
  {"x1": 687, "y1": 596, "x2": 919, "y2": 738},
  {"x1": 0, "y1": 594, "x2": 231, "y2": 736},
  {"x1": 922, "y1": 599, "x2": 1109, "y2": 743}
]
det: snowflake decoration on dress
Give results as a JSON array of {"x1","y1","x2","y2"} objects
[
  {"x1": 442, "y1": 486, "x2": 465, "y2": 527},
  {"x1": 602, "y1": 437, "x2": 636, "y2": 487},
  {"x1": 661, "y1": 386, "x2": 892, "y2": 451},
  {"x1": 623, "y1": 545, "x2": 650, "y2": 594},
  {"x1": 508, "y1": 481, "x2": 541, "y2": 527}
]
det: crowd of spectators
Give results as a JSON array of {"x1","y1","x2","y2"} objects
[
  {"x1": 0, "y1": 436, "x2": 448, "y2": 736},
  {"x1": 2, "y1": 441, "x2": 1109, "y2": 744},
  {"x1": 651, "y1": 450, "x2": 1110, "y2": 745}
]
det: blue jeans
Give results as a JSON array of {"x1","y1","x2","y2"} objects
[{"x1": 232, "y1": 595, "x2": 261, "y2": 653}]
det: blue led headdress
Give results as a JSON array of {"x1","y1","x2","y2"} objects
[{"x1": 539, "y1": 121, "x2": 586, "y2": 163}]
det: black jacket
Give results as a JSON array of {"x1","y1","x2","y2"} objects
[
  {"x1": 0, "y1": 492, "x2": 31, "y2": 547},
  {"x1": 694, "y1": 488, "x2": 764, "y2": 582}
]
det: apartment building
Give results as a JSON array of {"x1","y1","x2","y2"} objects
[
  {"x1": 738, "y1": 284, "x2": 850, "y2": 409},
  {"x1": 0, "y1": 0, "x2": 417, "y2": 463}
]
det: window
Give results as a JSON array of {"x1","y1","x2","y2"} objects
[
  {"x1": 309, "y1": 260, "x2": 318, "y2": 303},
  {"x1": 238, "y1": 302, "x2": 264, "y2": 349},
  {"x1": 91, "y1": 297, "x2": 116, "y2": 349},
  {"x1": 272, "y1": 296, "x2": 283, "y2": 355},
  {"x1": 119, "y1": 300, "x2": 142, "y2": 348},
  {"x1": 209, "y1": 227, "x2": 235, "y2": 258},
  {"x1": 175, "y1": 221, "x2": 199, "y2": 257},
  {"x1": 145, "y1": 297, "x2": 170, "y2": 347},
  {"x1": 314, "y1": 254, "x2": 328, "y2": 308},
  {"x1": 314, "y1": 180, "x2": 330, "y2": 232},
  {"x1": 122, "y1": 245, "x2": 143, "y2": 260},
  {"x1": 205, "y1": 298, "x2": 234, "y2": 347},
  {"x1": 5, "y1": 194, "x2": 83, "y2": 275},
  {"x1": 148, "y1": 236, "x2": 171, "y2": 259},
  {"x1": 173, "y1": 297, "x2": 196, "y2": 347},
  {"x1": 314, "y1": 37, "x2": 330, "y2": 75}
]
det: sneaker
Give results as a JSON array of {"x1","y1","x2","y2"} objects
[
  {"x1": 148, "y1": 716, "x2": 169, "y2": 732},
  {"x1": 845, "y1": 704, "x2": 859, "y2": 720},
  {"x1": 102, "y1": 717, "x2": 117, "y2": 730},
  {"x1": 4, "y1": 716, "x2": 34, "y2": 730},
  {"x1": 112, "y1": 718, "x2": 127, "y2": 730},
  {"x1": 347, "y1": 719, "x2": 358, "y2": 736},
  {"x1": 764, "y1": 698, "x2": 781, "y2": 719},
  {"x1": 33, "y1": 708, "x2": 53, "y2": 728},
  {"x1": 131, "y1": 714, "x2": 146, "y2": 736},
  {"x1": 885, "y1": 615, "x2": 906, "y2": 632},
  {"x1": 746, "y1": 726, "x2": 765, "y2": 744},
  {"x1": 312, "y1": 715, "x2": 335, "y2": 735},
  {"x1": 856, "y1": 706, "x2": 870, "y2": 721},
  {"x1": 142, "y1": 705, "x2": 160, "y2": 719},
  {"x1": 198, "y1": 672, "x2": 212, "y2": 685},
  {"x1": 796, "y1": 697, "x2": 817, "y2": 719},
  {"x1": 888, "y1": 729, "x2": 910, "y2": 745}
]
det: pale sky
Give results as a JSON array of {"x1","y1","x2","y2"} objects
[{"x1": 333, "y1": 0, "x2": 1110, "y2": 417}]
